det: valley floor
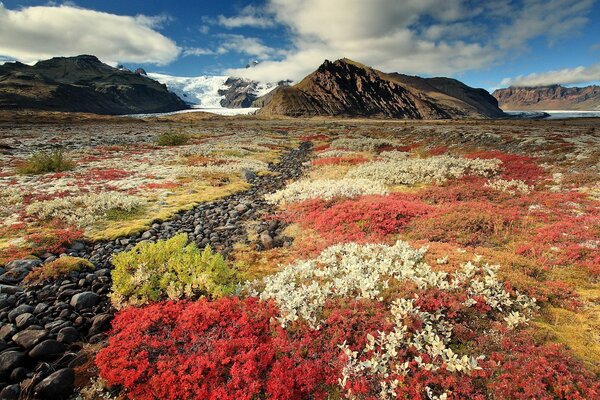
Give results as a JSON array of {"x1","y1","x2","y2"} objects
[{"x1": 0, "y1": 115, "x2": 599, "y2": 399}]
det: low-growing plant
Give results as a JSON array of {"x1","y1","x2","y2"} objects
[
  {"x1": 17, "y1": 149, "x2": 75, "y2": 175},
  {"x1": 280, "y1": 194, "x2": 432, "y2": 244},
  {"x1": 24, "y1": 256, "x2": 93, "y2": 285},
  {"x1": 155, "y1": 132, "x2": 190, "y2": 146},
  {"x1": 110, "y1": 234, "x2": 241, "y2": 307},
  {"x1": 408, "y1": 201, "x2": 521, "y2": 247}
]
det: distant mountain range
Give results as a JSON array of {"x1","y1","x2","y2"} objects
[
  {"x1": 0, "y1": 55, "x2": 506, "y2": 119},
  {"x1": 253, "y1": 58, "x2": 505, "y2": 119},
  {"x1": 493, "y1": 85, "x2": 600, "y2": 111},
  {"x1": 0, "y1": 55, "x2": 187, "y2": 115}
]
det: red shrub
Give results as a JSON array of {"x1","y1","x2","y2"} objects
[
  {"x1": 517, "y1": 214, "x2": 600, "y2": 276},
  {"x1": 428, "y1": 146, "x2": 449, "y2": 155},
  {"x1": 408, "y1": 201, "x2": 522, "y2": 247},
  {"x1": 484, "y1": 334, "x2": 600, "y2": 399},
  {"x1": 97, "y1": 298, "x2": 339, "y2": 400},
  {"x1": 465, "y1": 150, "x2": 545, "y2": 184},
  {"x1": 418, "y1": 177, "x2": 512, "y2": 204},
  {"x1": 282, "y1": 194, "x2": 432, "y2": 244}
]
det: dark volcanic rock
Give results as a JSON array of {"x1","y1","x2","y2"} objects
[
  {"x1": 29, "y1": 340, "x2": 64, "y2": 359},
  {"x1": 0, "y1": 351, "x2": 26, "y2": 380},
  {"x1": 256, "y1": 58, "x2": 505, "y2": 119},
  {"x1": 33, "y1": 368, "x2": 74, "y2": 399},
  {"x1": 0, "y1": 55, "x2": 188, "y2": 115},
  {"x1": 12, "y1": 330, "x2": 48, "y2": 350},
  {"x1": 69, "y1": 292, "x2": 100, "y2": 310}
]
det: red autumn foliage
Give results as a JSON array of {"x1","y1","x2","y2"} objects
[
  {"x1": 300, "y1": 134, "x2": 329, "y2": 142},
  {"x1": 428, "y1": 146, "x2": 449, "y2": 155},
  {"x1": 408, "y1": 201, "x2": 522, "y2": 247},
  {"x1": 0, "y1": 222, "x2": 83, "y2": 264},
  {"x1": 311, "y1": 157, "x2": 369, "y2": 166},
  {"x1": 97, "y1": 297, "x2": 342, "y2": 400},
  {"x1": 281, "y1": 194, "x2": 432, "y2": 244},
  {"x1": 483, "y1": 334, "x2": 600, "y2": 400},
  {"x1": 417, "y1": 177, "x2": 512, "y2": 205},
  {"x1": 143, "y1": 181, "x2": 179, "y2": 190},
  {"x1": 465, "y1": 150, "x2": 545, "y2": 184}
]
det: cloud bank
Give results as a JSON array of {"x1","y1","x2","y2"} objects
[
  {"x1": 501, "y1": 63, "x2": 600, "y2": 87},
  {"x1": 0, "y1": 4, "x2": 179, "y2": 65},
  {"x1": 224, "y1": 0, "x2": 595, "y2": 82}
]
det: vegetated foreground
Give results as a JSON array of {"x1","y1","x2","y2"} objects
[{"x1": 0, "y1": 116, "x2": 599, "y2": 399}]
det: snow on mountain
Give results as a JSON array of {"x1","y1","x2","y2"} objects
[
  {"x1": 148, "y1": 72, "x2": 277, "y2": 108},
  {"x1": 148, "y1": 73, "x2": 229, "y2": 107}
]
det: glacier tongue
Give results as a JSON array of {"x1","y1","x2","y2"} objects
[{"x1": 147, "y1": 73, "x2": 229, "y2": 107}]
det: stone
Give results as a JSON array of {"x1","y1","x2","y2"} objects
[
  {"x1": 69, "y1": 292, "x2": 99, "y2": 310},
  {"x1": 29, "y1": 340, "x2": 64, "y2": 359},
  {"x1": 88, "y1": 314, "x2": 113, "y2": 337},
  {"x1": 69, "y1": 241, "x2": 86, "y2": 251},
  {"x1": 10, "y1": 366, "x2": 27, "y2": 381},
  {"x1": 15, "y1": 313, "x2": 37, "y2": 330},
  {"x1": 0, "y1": 352, "x2": 26, "y2": 380},
  {"x1": 0, "y1": 285, "x2": 23, "y2": 295},
  {"x1": 12, "y1": 330, "x2": 48, "y2": 350},
  {"x1": 8, "y1": 305, "x2": 34, "y2": 323},
  {"x1": 56, "y1": 327, "x2": 79, "y2": 344},
  {"x1": 241, "y1": 168, "x2": 257, "y2": 182},
  {"x1": 0, "y1": 384, "x2": 20, "y2": 399},
  {"x1": 4, "y1": 259, "x2": 41, "y2": 271},
  {"x1": 0, "y1": 325, "x2": 17, "y2": 342},
  {"x1": 0, "y1": 268, "x2": 30, "y2": 285},
  {"x1": 33, "y1": 368, "x2": 74, "y2": 399},
  {"x1": 260, "y1": 232, "x2": 274, "y2": 250}
]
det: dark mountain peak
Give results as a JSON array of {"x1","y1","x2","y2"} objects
[
  {"x1": 256, "y1": 58, "x2": 505, "y2": 119},
  {"x1": 0, "y1": 54, "x2": 187, "y2": 115}
]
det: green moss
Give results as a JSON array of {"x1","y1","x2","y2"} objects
[
  {"x1": 111, "y1": 234, "x2": 241, "y2": 307},
  {"x1": 17, "y1": 149, "x2": 75, "y2": 175},
  {"x1": 24, "y1": 256, "x2": 93, "y2": 285}
]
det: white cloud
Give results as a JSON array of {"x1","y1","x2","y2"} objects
[
  {"x1": 223, "y1": 0, "x2": 594, "y2": 83},
  {"x1": 497, "y1": 0, "x2": 594, "y2": 50},
  {"x1": 217, "y1": 5, "x2": 274, "y2": 29},
  {"x1": 182, "y1": 47, "x2": 214, "y2": 57},
  {"x1": 501, "y1": 63, "x2": 600, "y2": 87},
  {"x1": 0, "y1": 4, "x2": 180, "y2": 65},
  {"x1": 217, "y1": 34, "x2": 278, "y2": 59}
]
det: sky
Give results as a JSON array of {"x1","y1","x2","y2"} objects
[{"x1": 0, "y1": 0, "x2": 599, "y2": 90}]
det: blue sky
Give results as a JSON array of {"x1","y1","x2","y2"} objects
[{"x1": 0, "y1": 0, "x2": 599, "y2": 90}]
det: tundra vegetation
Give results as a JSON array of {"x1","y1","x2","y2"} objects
[{"x1": 0, "y1": 118, "x2": 599, "y2": 399}]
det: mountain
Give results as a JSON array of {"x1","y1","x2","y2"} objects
[
  {"x1": 148, "y1": 73, "x2": 278, "y2": 108},
  {"x1": 255, "y1": 58, "x2": 505, "y2": 119},
  {"x1": 493, "y1": 85, "x2": 600, "y2": 111},
  {"x1": 0, "y1": 55, "x2": 188, "y2": 115}
]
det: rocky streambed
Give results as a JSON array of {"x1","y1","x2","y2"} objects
[{"x1": 0, "y1": 142, "x2": 311, "y2": 399}]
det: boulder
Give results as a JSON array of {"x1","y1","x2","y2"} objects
[
  {"x1": 69, "y1": 292, "x2": 99, "y2": 310},
  {"x1": 33, "y1": 368, "x2": 74, "y2": 399}
]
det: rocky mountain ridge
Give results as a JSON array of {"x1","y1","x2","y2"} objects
[
  {"x1": 255, "y1": 59, "x2": 505, "y2": 119},
  {"x1": 0, "y1": 55, "x2": 188, "y2": 115},
  {"x1": 493, "y1": 85, "x2": 600, "y2": 111}
]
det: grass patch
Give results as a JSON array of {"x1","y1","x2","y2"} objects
[
  {"x1": 155, "y1": 132, "x2": 190, "y2": 146},
  {"x1": 87, "y1": 177, "x2": 249, "y2": 241},
  {"x1": 17, "y1": 149, "x2": 75, "y2": 175},
  {"x1": 23, "y1": 256, "x2": 93, "y2": 285}
]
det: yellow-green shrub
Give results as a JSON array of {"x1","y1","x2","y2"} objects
[
  {"x1": 17, "y1": 149, "x2": 75, "y2": 175},
  {"x1": 110, "y1": 234, "x2": 240, "y2": 307},
  {"x1": 155, "y1": 132, "x2": 190, "y2": 146},
  {"x1": 24, "y1": 256, "x2": 93, "y2": 285}
]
